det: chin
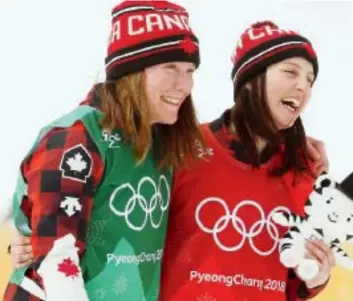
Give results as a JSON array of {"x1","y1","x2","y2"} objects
[
  {"x1": 276, "y1": 119, "x2": 297, "y2": 130},
  {"x1": 156, "y1": 117, "x2": 178, "y2": 125}
]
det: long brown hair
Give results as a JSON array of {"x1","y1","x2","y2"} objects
[
  {"x1": 95, "y1": 72, "x2": 203, "y2": 170},
  {"x1": 231, "y1": 72, "x2": 312, "y2": 177}
]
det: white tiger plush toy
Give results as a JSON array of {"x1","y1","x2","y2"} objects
[{"x1": 272, "y1": 171, "x2": 353, "y2": 281}]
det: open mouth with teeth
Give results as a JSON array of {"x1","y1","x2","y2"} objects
[
  {"x1": 281, "y1": 98, "x2": 300, "y2": 113},
  {"x1": 162, "y1": 96, "x2": 182, "y2": 106}
]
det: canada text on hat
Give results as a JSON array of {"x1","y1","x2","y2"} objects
[
  {"x1": 109, "y1": 3, "x2": 191, "y2": 43},
  {"x1": 230, "y1": 21, "x2": 318, "y2": 92},
  {"x1": 105, "y1": 0, "x2": 200, "y2": 81}
]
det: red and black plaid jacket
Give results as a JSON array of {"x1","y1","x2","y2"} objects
[{"x1": 4, "y1": 99, "x2": 104, "y2": 301}]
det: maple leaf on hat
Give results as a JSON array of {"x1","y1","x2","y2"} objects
[
  {"x1": 151, "y1": 1, "x2": 183, "y2": 12},
  {"x1": 58, "y1": 257, "x2": 80, "y2": 278},
  {"x1": 180, "y1": 36, "x2": 198, "y2": 55},
  {"x1": 152, "y1": 1, "x2": 169, "y2": 10}
]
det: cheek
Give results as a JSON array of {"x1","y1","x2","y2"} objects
[
  {"x1": 305, "y1": 90, "x2": 312, "y2": 105},
  {"x1": 144, "y1": 77, "x2": 166, "y2": 102},
  {"x1": 187, "y1": 77, "x2": 194, "y2": 94},
  {"x1": 267, "y1": 74, "x2": 294, "y2": 98},
  {"x1": 267, "y1": 80, "x2": 286, "y2": 99},
  {"x1": 266, "y1": 84, "x2": 282, "y2": 109},
  {"x1": 298, "y1": 93, "x2": 311, "y2": 114},
  {"x1": 299, "y1": 100, "x2": 309, "y2": 113}
]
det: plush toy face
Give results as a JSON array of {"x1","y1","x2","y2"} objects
[{"x1": 305, "y1": 174, "x2": 353, "y2": 241}]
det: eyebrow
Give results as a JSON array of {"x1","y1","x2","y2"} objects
[
  {"x1": 166, "y1": 63, "x2": 195, "y2": 73},
  {"x1": 165, "y1": 63, "x2": 177, "y2": 68},
  {"x1": 284, "y1": 62, "x2": 314, "y2": 75}
]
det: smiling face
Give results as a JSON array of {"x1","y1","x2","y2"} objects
[
  {"x1": 143, "y1": 61, "x2": 196, "y2": 125},
  {"x1": 305, "y1": 175, "x2": 353, "y2": 241},
  {"x1": 265, "y1": 57, "x2": 315, "y2": 130}
]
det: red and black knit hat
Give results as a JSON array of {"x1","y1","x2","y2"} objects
[
  {"x1": 105, "y1": 0, "x2": 200, "y2": 81},
  {"x1": 231, "y1": 21, "x2": 318, "y2": 92}
]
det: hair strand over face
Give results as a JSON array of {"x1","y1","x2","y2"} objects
[
  {"x1": 232, "y1": 73, "x2": 313, "y2": 179},
  {"x1": 96, "y1": 72, "x2": 204, "y2": 170}
]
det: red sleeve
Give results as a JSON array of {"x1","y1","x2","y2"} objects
[
  {"x1": 282, "y1": 170, "x2": 315, "y2": 216},
  {"x1": 20, "y1": 121, "x2": 104, "y2": 296},
  {"x1": 25, "y1": 121, "x2": 104, "y2": 258},
  {"x1": 286, "y1": 269, "x2": 329, "y2": 301}
]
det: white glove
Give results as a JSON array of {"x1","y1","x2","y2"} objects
[{"x1": 37, "y1": 234, "x2": 89, "y2": 301}]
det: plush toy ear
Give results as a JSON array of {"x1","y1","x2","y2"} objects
[
  {"x1": 347, "y1": 234, "x2": 353, "y2": 241},
  {"x1": 314, "y1": 173, "x2": 337, "y2": 194},
  {"x1": 304, "y1": 199, "x2": 313, "y2": 215},
  {"x1": 340, "y1": 172, "x2": 353, "y2": 200}
]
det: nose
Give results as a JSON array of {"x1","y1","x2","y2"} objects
[
  {"x1": 173, "y1": 71, "x2": 193, "y2": 94},
  {"x1": 295, "y1": 75, "x2": 311, "y2": 93}
]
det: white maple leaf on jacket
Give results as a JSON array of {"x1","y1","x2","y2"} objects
[{"x1": 66, "y1": 153, "x2": 87, "y2": 172}]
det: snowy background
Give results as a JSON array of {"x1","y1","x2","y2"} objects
[
  {"x1": 0, "y1": 0, "x2": 352, "y2": 199},
  {"x1": 0, "y1": 1, "x2": 353, "y2": 300}
]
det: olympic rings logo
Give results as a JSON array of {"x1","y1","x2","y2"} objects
[
  {"x1": 195, "y1": 197, "x2": 290, "y2": 256},
  {"x1": 109, "y1": 176, "x2": 170, "y2": 231}
]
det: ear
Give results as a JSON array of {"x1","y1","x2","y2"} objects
[
  {"x1": 340, "y1": 171, "x2": 353, "y2": 200},
  {"x1": 346, "y1": 234, "x2": 353, "y2": 241},
  {"x1": 314, "y1": 173, "x2": 337, "y2": 194}
]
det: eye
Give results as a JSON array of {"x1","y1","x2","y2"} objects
[
  {"x1": 347, "y1": 217, "x2": 352, "y2": 222},
  {"x1": 326, "y1": 199, "x2": 331, "y2": 204},
  {"x1": 307, "y1": 76, "x2": 314, "y2": 86},
  {"x1": 284, "y1": 69, "x2": 297, "y2": 76},
  {"x1": 164, "y1": 64, "x2": 177, "y2": 72}
]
